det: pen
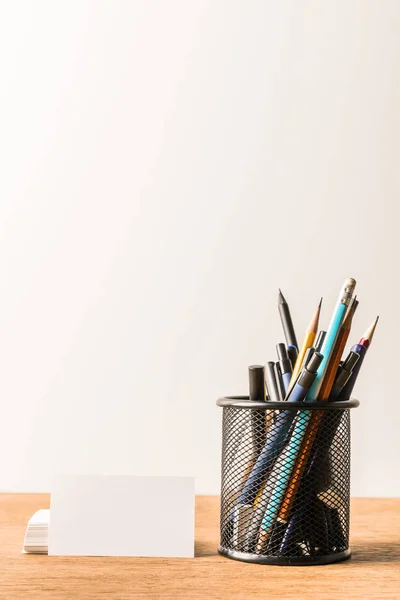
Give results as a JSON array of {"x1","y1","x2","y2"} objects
[
  {"x1": 242, "y1": 353, "x2": 323, "y2": 551},
  {"x1": 225, "y1": 366, "x2": 266, "y2": 498},
  {"x1": 240, "y1": 353, "x2": 323, "y2": 507},
  {"x1": 265, "y1": 362, "x2": 280, "y2": 403},
  {"x1": 300, "y1": 346, "x2": 315, "y2": 370},
  {"x1": 287, "y1": 346, "x2": 298, "y2": 373},
  {"x1": 256, "y1": 414, "x2": 309, "y2": 552},
  {"x1": 249, "y1": 365, "x2": 266, "y2": 458},
  {"x1": 276, "y1": 343, "x2": 292, "y2": 394},
  {"x1": 329, "y1": 351, "x2": 360, "y2": 401},
  {"x1": 315, "y1": 330, "x2": 326, "y2": 353},
  {"x1": 232, "y1": 504, "x2": 253, "y2": 549},
  {"x1": 337, "y1": 316, "x2": 379, "y2": 401},
  {"x1": 278, "y1": 289, "x2": 298, "y2": 350},
  {"x1": 298, "y1": 331, "x2": 324, "y2": 371},
  {"x1": 275, "y1": 363, "x2": 285, "y2": 401},
  {"x1": 226, "y1": 366, "x2": 267, "y2": 527}
]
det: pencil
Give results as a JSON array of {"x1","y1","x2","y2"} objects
[
  {"x1": 288, "y1": 298, "x2": 322, "y2": 391},
  {"x1": 278, "y1": 294, "x2": 358, "y2": 522},
  {"x1": 359, "y1": 315, "x2": 379, "y2": 349},
  {"x1": 255, "y1": 278, "x2": 355, "y2": 548},
  {"x1": 306, "y1": 278, "x2": 356, "y2": 401},
  {"x1": 278, "y1": 289, "x2": 298, "y2": 350},
  {"x1": 318, "y1": 297, "x2": 359, "y2": 399}
]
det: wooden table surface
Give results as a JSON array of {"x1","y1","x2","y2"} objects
[{"x1": 1, "y1": 494, "x2": 399, "y2": 599}]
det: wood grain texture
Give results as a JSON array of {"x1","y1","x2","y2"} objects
[{"x1": 0, "y1": 494, "x2": 399, "y2": 599}]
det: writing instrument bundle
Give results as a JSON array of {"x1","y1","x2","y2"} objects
[{"x1": 217, "y1": 278, "x2": 378, "y2": 566}]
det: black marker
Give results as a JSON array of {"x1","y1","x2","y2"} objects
[
  {"x1": 248, "y1": 365, "x2": 266, "y2": 458},
  {"x1": 275, "y1": 362, "x2": 285, "y2": 401},
  {"x1": 276, "y1": 343, "x2": 293, "y2": 395},
  {"x1": 329, "y1": 351, "x2": 360, "y2": 401},
  {"x1": 287, "y1": 345, "x2": 298, "y2": 372}
]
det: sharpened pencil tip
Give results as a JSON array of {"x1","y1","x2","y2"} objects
[
  {"x1": 361, "y1": 316, "x2": 380, "y2": 344},
  {"x1": 308, "y1": 298, "x2": 322, "y2": 333},
  {"x1": 278, "y1": 288, "x2": 286, "y2": 303}
]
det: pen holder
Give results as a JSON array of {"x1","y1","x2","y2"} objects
[{"x1": 217, "y1": 396, "x2": 359, "y2": 566}]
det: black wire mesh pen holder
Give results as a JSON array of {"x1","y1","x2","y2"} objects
[{"x1": 217, "y1": 396, "x2": 359, "y2": 566}]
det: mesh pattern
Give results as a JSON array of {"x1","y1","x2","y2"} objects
[{"x1": 220, "y1": 405, "x2": 351, "y2": 563}]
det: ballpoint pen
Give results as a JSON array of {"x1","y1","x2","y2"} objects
[{"x1": 337, "y1": 316, "x2": 379, "y2": 400}]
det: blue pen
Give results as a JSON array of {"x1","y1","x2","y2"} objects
[
  {"x1": 337, "y1": 316, "x2": 378, "y2": 400},
  {"x1": 257, "y1": 278, "x2": 356, "y2": 551},
  {"x1": 237, "y1": 353, "x2": 323, "y2": 508}
]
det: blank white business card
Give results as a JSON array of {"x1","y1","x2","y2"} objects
[{"x1": 48, "y1": 474, "x2": 194, "y2": 557}]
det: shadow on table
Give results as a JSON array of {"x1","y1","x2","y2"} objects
[
  {"x1": 195, "y1": 540, "x2": 400, "y2": 562},
  {"x1": 351, "y1": 542, "x2": 400, "y2": 563},
  {"x1": 195, "y1": 541, "x2": 218, "y2": 558}
]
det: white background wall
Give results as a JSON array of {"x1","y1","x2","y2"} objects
[{"x1": 0, "y1": 0, "x2": 399, "y2": 496}]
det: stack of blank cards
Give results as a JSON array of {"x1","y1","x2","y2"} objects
[{"x1": 23, "y1": 509, "x2": 49, "y2": 554}]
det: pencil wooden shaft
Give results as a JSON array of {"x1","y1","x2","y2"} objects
[
  {"x1": 288, "y1": 300, "x2": 321, "y2": 393},
  {"x1": 319, "y1": 299, "x2": 357, "y2": 400},
  {"x1": 278, "y1": 412, "x2": 322, "y2": 521},
  {"x1": 318, "y1": 328, "x2": 351, "y2": 400},
  {"x1": 278, "y1": 316, "x2": 354, "y2": 521}
]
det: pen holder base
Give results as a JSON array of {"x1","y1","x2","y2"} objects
[
  {"x1": 217, "y1": 396, "x2": 359, "y2": 566},
  {"x1": 218, "y1": 546, "x2": 351, "y2": 566}
]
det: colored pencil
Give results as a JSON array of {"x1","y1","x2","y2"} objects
[{"x1": 359, "y1": 316, "x2": 379, "y2": 349}]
